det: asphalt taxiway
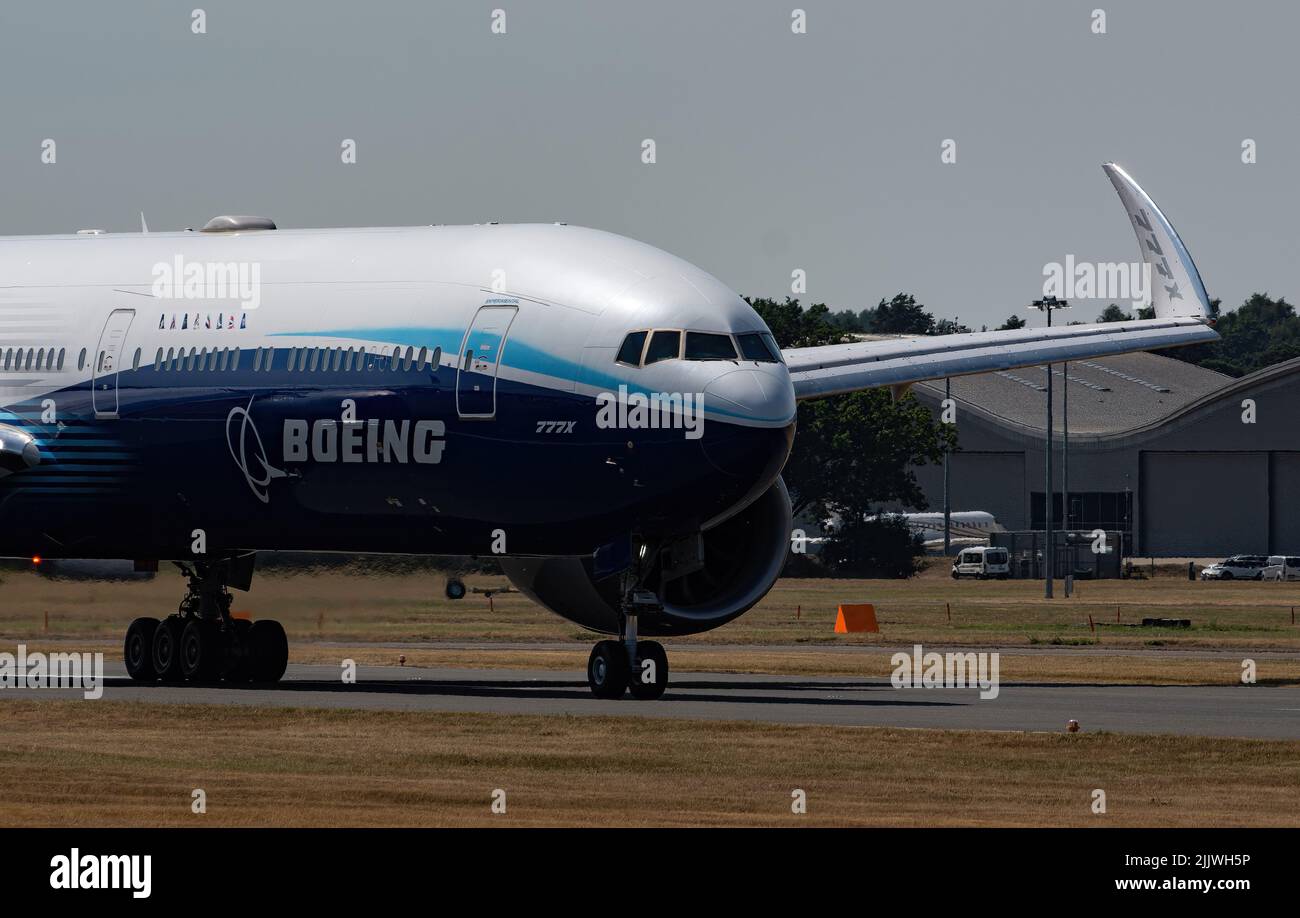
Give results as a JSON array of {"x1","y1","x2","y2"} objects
[{"x1": 14, "y1": 661, "x2": 1300, "y2": 739}]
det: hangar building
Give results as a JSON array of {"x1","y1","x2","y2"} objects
[{"x1": 908, "y1": 351, "x2": 1300, "y2": 558}]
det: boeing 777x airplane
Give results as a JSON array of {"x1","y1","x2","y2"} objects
[{"x1": 0, "y1": 164, "x2": 1217, "y2": 698}]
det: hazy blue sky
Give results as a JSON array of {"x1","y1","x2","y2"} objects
[{"x1": 2, "y1": 1, "x2": 1295, "y2": 328}]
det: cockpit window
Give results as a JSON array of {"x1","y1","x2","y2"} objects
[
  {"x1": 684, "y1": 332, "x2": 737, "y2": 360},
  {"x1": 644, "y1": 330, "x2": 682, "y2": 365},
  {"x1": 616, "y1": 330, "x2": 648, "y2": 366},
  {"x1": 736, "y1": 332, "x2": 779, "y2": 363},
  {"x1": 761, "y1": 333, "x2": 783, "y2": 364}
]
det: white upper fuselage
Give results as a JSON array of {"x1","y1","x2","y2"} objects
[{"x1": 0, "y1": 223, "x2": 796, "y2": 427}]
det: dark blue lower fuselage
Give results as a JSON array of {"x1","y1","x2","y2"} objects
[{"x1": 0, "y1": 358, "x2": 793, "y2": 561}]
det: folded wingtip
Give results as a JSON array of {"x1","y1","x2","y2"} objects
[{"x1": 1103, "y1": 162, "x2": 1212, "y2": 321}]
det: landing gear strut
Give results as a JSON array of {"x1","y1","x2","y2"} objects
[
  {"x1": 123, "y1": 558, "x2": 287, "y2": 684},
  {"x1": 585, "y1": 586, "x2": 670, "y2": 700}
]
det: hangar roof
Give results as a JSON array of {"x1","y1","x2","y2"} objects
[{"x1": 914, "y1": 350, "x2": 1231, "y2": 435}]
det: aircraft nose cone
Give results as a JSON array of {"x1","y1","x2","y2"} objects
[
  {"x1": 702, "y1": 368, "x2": 795, "y2": 424},
  {"x1": 699, "y1": 369, "x2": 796, "y2": 485}
]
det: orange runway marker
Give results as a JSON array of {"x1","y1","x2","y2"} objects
[{"x1": 834, "y1": 603, "x2": 878, "y2": 633}]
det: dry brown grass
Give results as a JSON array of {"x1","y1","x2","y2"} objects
[
  {"x1": 1, "y1": 700, "x2": 1295, "y2": 827},
  {"x1": 4, "y1": 568, "x2": 1299, "y2": 651}
]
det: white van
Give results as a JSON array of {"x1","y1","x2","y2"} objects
[
  {"x1": 951, "y1": 546, "x2": 1010, "y2": 580},
  {"x1": 1262, "y1": 555, "x2": 1300, "y2": 581}
]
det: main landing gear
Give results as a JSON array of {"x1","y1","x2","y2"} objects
[
  {"x1": 123, "y1": 561, "x2": 288, "y2": 684},
  {"x1": 586, "y1": 588, "x2": 670, "y2": 700}
]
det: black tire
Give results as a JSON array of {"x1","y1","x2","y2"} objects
[
  {"x1": 180, "y1": 619, "x2": 223, "y2": 682},
  {"x1": 1221, "y1": 571, "x2": 1234, "y2": 581},
  {"x1": 627, "y1": 640, "x2": 669, "y2": 700},
  {"x1": 151, "y1": 616, "x2": 185, "y2": 682},
  {"x1": 950, "y1": 570, "x2": 959, "y2": 580},
  {"x1": 124, "y1": 617, "x2": 159, "y2": 682},
  {"x1": 249, "y1": 619, "x2": 289, "y2": 682},
  {"x1": 225, "y1": 619, "x2": 255, "y2": 682},
  {"x1": 445, "y1": 579, "x2": 467, "y2": 600},
  {"x1": 587, "y1": 640, "x2": 629, "y2": 699}
]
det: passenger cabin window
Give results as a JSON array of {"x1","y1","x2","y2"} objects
[
  {"x1": 643, "y1": 330, "x2": 681, "y2": 365},
  {"x1": 736, "y1": 332, "x2": 779, "y2": 363},
  {"x1": 616, "y1": 331, "x2": 648, "y2": 366}
]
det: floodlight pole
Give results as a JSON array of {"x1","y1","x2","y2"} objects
[
  {"x1": 1063, "y1": 356, "x2": 1070, "y2": 596},
  {"x1": 1030, "y1": 297, "x2": 1070, "y2": 598},
  {"x1": 1045, "y1": 309, "x2": 1053, "y2": 598},
  {"x1": 943, "y1": 376, "x2": 951, "y2": 558}
]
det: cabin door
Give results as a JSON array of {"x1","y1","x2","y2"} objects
[
  {"x1": 456, "y1": 304, "x2": 518, "y2": 419},
  {"x1": 92, "y1": 308, "x2": 136, "y2": 418}
]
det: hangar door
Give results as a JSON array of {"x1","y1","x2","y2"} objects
[
  {"x1": 1267, "y1": 453, "x2": 1300, "y2": 553},
  {"x1": 1140, "y1": 452, "x2": 1268, "y2": 556}
]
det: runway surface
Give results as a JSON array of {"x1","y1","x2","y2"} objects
[{"x1": 14, "y1": 661, "x2": 1300, "y2": 739}]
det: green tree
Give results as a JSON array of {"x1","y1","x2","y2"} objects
[
  {"x1": 1097, "y1": 303, "x2": 1133, "y2": 323},
  {"x1": 783, "y1": 388, "x2": 955, "y2": 521},
  {"x1": 931, "y1": 317, "x2": 971, "y2": 335},
  {"x1": 827, "y1": 309, "x2": 867, "y2": 333},
  {"x1": 998, "y1": 314, "x2": 1027, "y2": 330},
  {"x1": 743, "y1": 297, "x2": 847, "y2": 348},
  {"x1": 1168, "y1": 294, "x2": 1297, "y2": 377},
  {"x1": 871, "y1": 293, "x2": 935, "y2": 335},
  {"x1": 817, "y1": 515, "x2": 925, "y2": 578}
]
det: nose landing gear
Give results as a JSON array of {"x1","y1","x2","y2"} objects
[{"x1": 585, "y1": 588, "x2": 670, "y2": 700}]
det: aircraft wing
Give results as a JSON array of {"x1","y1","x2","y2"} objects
[{"x1": 783, "y1": 163, "x2": 1220, "y2": 401}]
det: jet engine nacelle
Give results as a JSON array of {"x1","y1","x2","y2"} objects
[{"x1": 500, "y1": 478, "x2": 792, "y2": 636}]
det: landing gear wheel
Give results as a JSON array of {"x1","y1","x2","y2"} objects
[
  {"x1": 445, "y1": 578, "x2": 467, "y2": 600},
  {"x1": 151, "y1": 616, "x2": 185, "y2": 682},
  {"x1": 249, "y1": 620, "x2": 289, "y2": 682},
  {"x1": 225, "y1": 619, "x2": 255, "y2": 682},
  {"x1": 124, "y1": 617, "x2": 159, "y2": 682},
  {"x1": 627, "y1": 640, "x2": 669, "y2": 700},
  {"x1": 180, "y1": 619, "x2": 222, "y2": 682},
  {"x1": 587, "y1": 640, "x2": 630, "y2": 699}
]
